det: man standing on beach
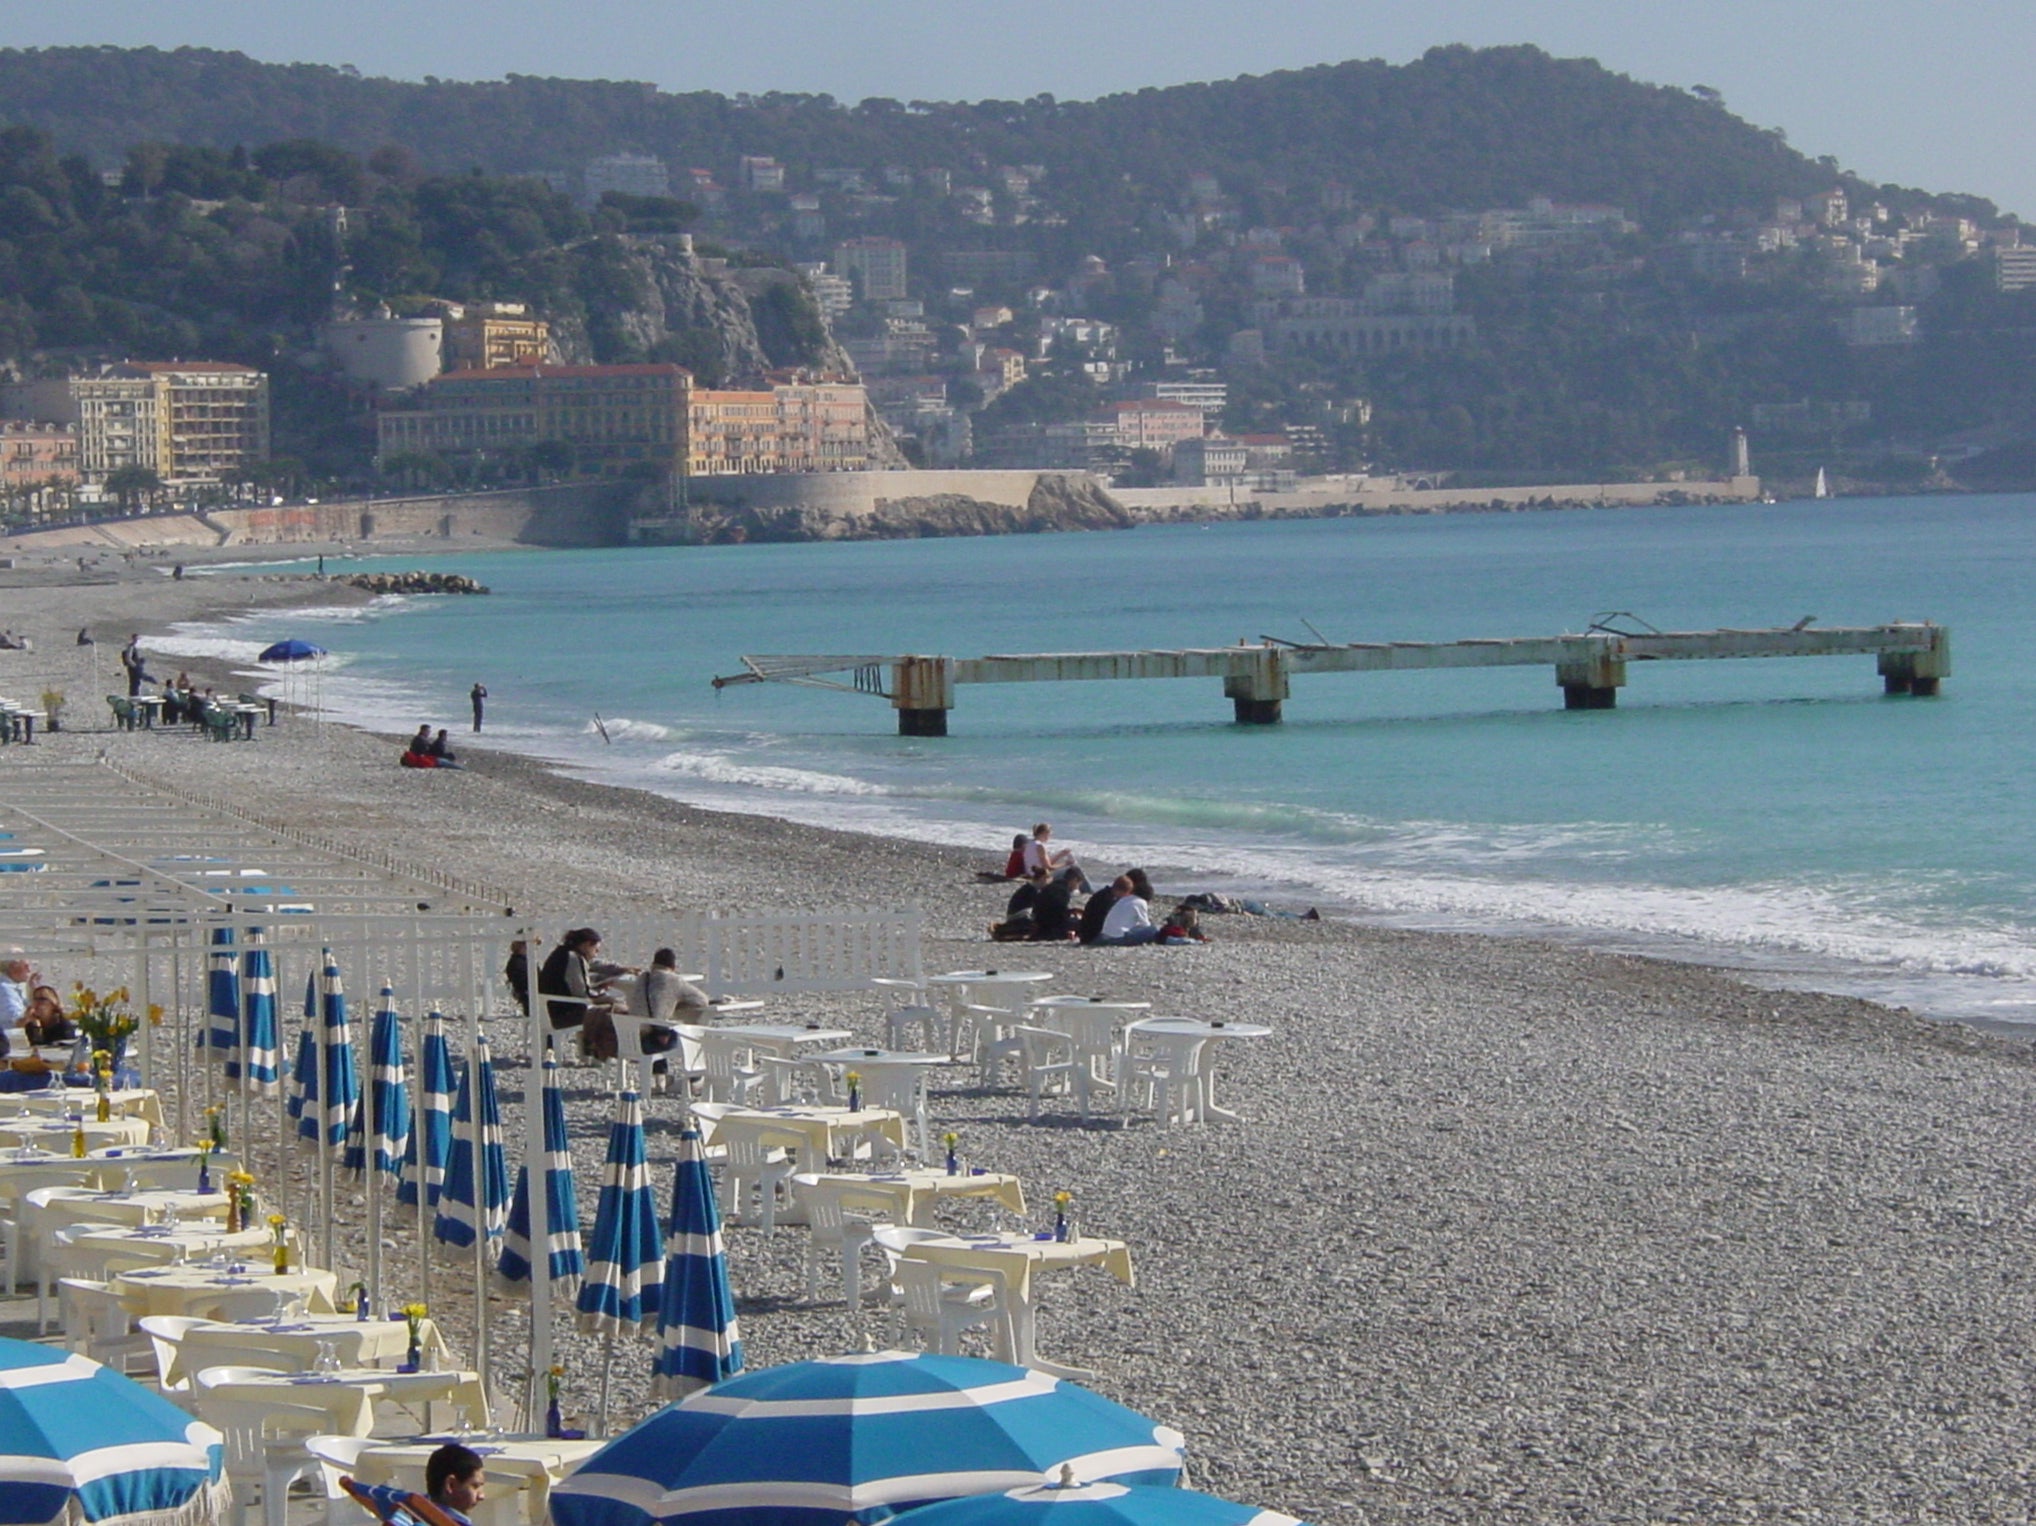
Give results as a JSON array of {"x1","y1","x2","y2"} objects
[
  {"x1": 120, "y1": 634, "x2": 146, "y2": 697},
  {"x1": 470, "y1": 682, "x2": 487, "y2": 732}
]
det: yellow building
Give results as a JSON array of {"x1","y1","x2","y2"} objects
[
  {"x1": 443, "y1": 303, "x2": 552, "y2": 371},
  {"x1": 377, "y1": 364, "x2": 690, "y2": 475},
  {"x1": 72, "y1": 361, "x2": 269, "y2": 485}
]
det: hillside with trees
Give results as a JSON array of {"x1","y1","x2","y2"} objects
[{"x1": 3, "y1": 43, "x2": 2035, "y2": 495}]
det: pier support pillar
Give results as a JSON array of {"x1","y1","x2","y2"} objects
[
  {"x1": 1224, "y1": 648, "x2": 1290, "y2": 725},
  {"x1": 1879, "y1": 630, "x2": 1950, "y2": 697},
  {"x1": 892, "y1": 655, "x2": 956, "y2": 737},
  {"x1": 1557, "y1": 654, "x2": 1626, "y2": 710}
]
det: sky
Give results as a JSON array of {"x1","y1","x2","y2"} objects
[{"x1": 3, "y1": 0, "x2": 2030, "y2": 216}]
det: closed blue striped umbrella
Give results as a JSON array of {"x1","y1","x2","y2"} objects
[
  {"x1": 888, "y1": 1483, "x2": 1305, "y2": 1526},
  {"x1": 204, "y1": 926, "x2": 238, "y2": 1059},
  {"x1": 551, "y1": 1352, "x2": 1186, "y2": 1526},
  {"x1": 398, "y1": 1009, "x2": 456, "y2": 1208},
  {"x1": 236, "y1": 932, "x2": 280, "y2": 1094},
  {"x1": 651, "y1": 1124, "x2": 743, "y2": 1399},
  {"x1": 294, "y1": 951, "x2": 361, "y2": 1152},
  {"x1": 577, "y1": 1090, "x2": 663, "y2": 1336},
  {"x1": 433, "y1": 1030, "x2": 510, "y2": 1250},
  {"x1": 0, "y1": 1336, "x2": 228, "y2": 1526},
  {"x1": 498, "y1": 1049, "x2": 584, "y2": 1294},
  {"x1": 347, "y1": 986, "x2": 410, "y2": 1179}
]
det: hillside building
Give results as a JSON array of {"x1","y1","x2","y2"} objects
[
  {"x1": 585, "y1": 153, "x2": 669, "y2": 202},
  {"x1": 832, "y1": 237, "x2": 910, "y2": 302},
  {"x1": 70, "y1": 361, "x2": 269, "y2": 486},
  {"x1": 443, "y1": 304, "x2": 552, "y2": 372},
  {"x1": 0, "y1": 420, "x2": 80, "y2": 495}
]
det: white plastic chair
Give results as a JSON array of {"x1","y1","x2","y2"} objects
[
  {"x1": 196, "y1": 1394, "x2": 355, "y2": 1526},
  {"x1": 302, "y1": 1436, "x2": 376, "y2": 1520},
  {"x1": 139, "y1": 1313, "x2": 210, "y2": 1402},
  {"x1": 863, "y1": 1068, "x2": 933, "y2": 1159},
  {"x1": 1011, "y1": 1026, "x2": 1082, "y2": 1121},
  {"x1": 802, "y1": 1183, "x2": 895, "y2": 1309},
  {"x1": 891, "y1": 1258, "x2": 1011, "y2": 1357},
  {"x1": 715, "y1": 1121, "x2": 803, "y2": 1234},
  {"x1": 1125, "y1": 1029, "x2": 1202, "y2": 1127},
  {"x1": 58, "y1": 1276, "x2": 151, "y2": 1372},
  {"x1": 699, "y1": 1040, "x2": 764, "y2": 1106},
  {"x1": 37, "y1": 1220, "x2": 134, "y2": 1332},
  {"x1": 0, "y1": 1160, "x2": 98, "y2": 1287}
]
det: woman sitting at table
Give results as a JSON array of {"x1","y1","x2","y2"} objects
[
  {"x1": 22, "y1": 985, "x2": 74, "y2": 1046},
  {"x1": 540, "y1": 927, "x2": 632, "y2": 1061}
]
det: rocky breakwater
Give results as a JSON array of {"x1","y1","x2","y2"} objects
[
  {"x1": 683, "y1": 472, "x2": 1133, "y2": 543},
  {"x1": 344, "y1": 571, "x2": 490, "y2": 595}
]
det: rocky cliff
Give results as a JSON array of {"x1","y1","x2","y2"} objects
[{"x1": 673, "y1": 473, "x2": 1133, "y2": 544}]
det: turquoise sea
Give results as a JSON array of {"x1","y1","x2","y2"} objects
[{"x1": 158, "y1": 494, "x2": 2036, "y2": 1028}]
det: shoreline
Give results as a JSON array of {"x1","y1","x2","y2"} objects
[{"x1": 11, "y1": 552, "x2": 2036, "y2": 1519}]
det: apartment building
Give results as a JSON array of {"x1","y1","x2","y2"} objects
[
  {"x1": 831, "y1": 236, "x2": 910, "y2": 302},
  {"x1": 376, "y1": 363, "x2": 690, "y2": 475},
  {"x1": 71, "y1": 361, "x2": 269, "y2": 485},
  {"x1": 0, "y1": 421, "x2": 80, "y2": 493},
  {"x1": 443, "y1": 304, "x2": 552, "y2": 372}
]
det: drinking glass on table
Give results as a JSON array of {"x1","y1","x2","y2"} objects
[
  {"x1": 162, "y1": 1202, "x2": 181, "y2": 1231},
  {"x1": 315, "y1": 1340, "x2": 340, "y2": 1374}
]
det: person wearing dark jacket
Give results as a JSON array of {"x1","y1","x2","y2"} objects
[
  {"x1": 1030, "y1": 868, "x2": 1081, "y2": 941},
  {"x1": 1076, "y1": 880, "x2": 1121, "y2": 945}
]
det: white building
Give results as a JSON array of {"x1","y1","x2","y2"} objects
[{"x1": 585, "y1": 153, "x2": 669, "y2": 202}]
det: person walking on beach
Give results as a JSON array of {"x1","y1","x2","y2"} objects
[{"x1": 470, "y1": 681, "x2": 487, "y2": 732}]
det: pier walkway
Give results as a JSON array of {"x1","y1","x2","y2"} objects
[{"x1": 713, "y1": 621, "x2": 1950, "y2": 734}]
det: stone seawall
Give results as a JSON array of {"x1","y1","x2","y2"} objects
[{"x1": 1111, "y1": 475, "x2": 1765, "y2": 520}]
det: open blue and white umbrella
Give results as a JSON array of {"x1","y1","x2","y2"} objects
[
  {"x1": 577, "y1": 1090, "x2": 663, "y2": 1337},
  {"x1": 0, "y1": 1337, "x2": 228, "y2": 1526},
  {"x1": 887, "y1": 1481, "x2": 1305, "y2": 1526},
  {"x1": 498, "y1": 1049, "x2": 583, "y2": 1294},
  {"x1": 257, "y1": 638, "x2": 326, "y2": 663},
  {"x1": 234, "y1": 932, "x2": 279, "y2": 1094},
  {"x1": 652, "y1": 1124, "x2": 743, "y2": 1399},
  {"x1": 551, "y1": 1351, "x2": 1185, "y2": 1526},
  {"x1": 204, "y1": 927, "x2": 238, "y2": 1059},
  {"x1": 433, "y1": 1030, "x2": 510, "y2": 1251},
  {"x1": 397, "y1": 1009, "x2": 456, "y2": 1209}
]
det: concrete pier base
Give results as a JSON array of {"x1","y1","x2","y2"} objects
[
  {"x1": 897, "y1": 708, "x2": 949, "y2": 737},
  {"x1": 1223, "y1": 649, "x2": 1291, "y2": 726},
  {"x1": 1557, "y1": 655, "x2": 1626, "y2": 711},
  {"x1": 1231, "y1": 697, "x2": 1284, "y2": 724},
  {"x1": 1880, "y1": 638, "x2": 1950, "y2": 697},
  {"x1": 1562, "y1": 684, "x2": 1620, "y2": 710}
]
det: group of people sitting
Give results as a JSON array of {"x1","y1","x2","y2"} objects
[
  {"x1": 156, "y1": 672, "x2": 226, "y2": 726},
  {"x1": 399, "y1": 724, "x2": 464, "y2": 770},
  {"x1": 506, "y1": 927, "x2": 715, "y2": 1064},
  {"x1": 989, "y1": 824, "x2": 1209, "y2": 946}
]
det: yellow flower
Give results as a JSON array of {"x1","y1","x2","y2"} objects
[
  {"x1": 227, "y1": 1170, "x2": 255, "y2": 1187},
  {"x1": 401, "y1": 1302, "x2": 427, "y2": 1319},
  {"x1": 267, "y1": 1213, "x2": 287, "y2": 1229},
  {"x1": 942, "y1": 1131, "x2": 959, "y2": 1149},
  {"x1": 1053, "y1": 1190, "x2": 1072, "y2": 1209},
  {"x1": 146, "y1": 1004, "x2": 164, "y2": 1026}
]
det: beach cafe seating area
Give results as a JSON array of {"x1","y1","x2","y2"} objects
[{"x1": 0, "y1": 759, "x2": 1284, "y2": 1526}]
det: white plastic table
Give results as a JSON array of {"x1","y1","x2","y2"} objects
[
  {"x1": 899, "y1": 1229, "x2": 1135, "y2": 1378},
  {"x1": 13, "y1": 1088, "x2": 165, "y2": 1130},
  {"x1": 113, "y1": 1263, "x2": 339, "y2": 1318},
  {"x1": 805, "y1": 1047, "x2": 951, "y2": 1155},
  {"x1": 73, "y1": 1223, "x2": 271, "y2": 1267},
  {"x1": 926, "y1": 971, "x2": 1054, "y2": 1063},
  {"x1": 697, "y1": 1025, "x2": 852, "y2": 1103},
  {"x1": 792, "y1": 1167, "x2": 1025, "y2": 1228},
  {"x1": 0, "y1": 1114, "x2": 151, "y2": 1150},
  {"x1": 1123, "y1": 1018, "x2": 1272, "y2": 1123}
]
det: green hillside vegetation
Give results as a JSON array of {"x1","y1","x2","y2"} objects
[{"x1": 3, "y1": 44, "x2": 2035, "y2": 489}]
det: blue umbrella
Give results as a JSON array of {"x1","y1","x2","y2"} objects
[
  {"x1": 350, "y1": 986, "x2": 410, "y2": 1178},
  {"x1": 498, "y1": 1049, "x2": 584, "y2": 1294},
  {"x1": 398, "y1": 1009, "x2": 457, "y2": 1208},
  {"x1": 550, "y1": 1352, "x2": 1185, "y2": 1526},
  {"x1": 235, "y1": 931, "x2": 280, "y2": 1093},
  {"x1": 652, "y1": 1124, "x2": 743, "y2": 1399},
  {"x1": 577, "y1": 1090, "x2": 664, "y2": 1337},
  {"x1": 204, "y1": 926, "x2": 239, "y2": 1058},
  {"x1": 433, "y1": 1031, "x2": 510, "y2": 1251},
  {"x1": 0, "y1": 1337, "x2": 228, "y2": 1526},
  {"x1": 887, "y1": 1483, "x2": 1305, "y2": 1526},
  {"x1": 258, "y1": 638, "x2": 326, "y2": 662}
]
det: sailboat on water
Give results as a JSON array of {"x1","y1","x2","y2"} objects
[{"x1": 1813, "y1": 467, "x2": 1831, "y2": 500}]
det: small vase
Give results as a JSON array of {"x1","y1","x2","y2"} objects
[
  {"x1": 945, "y1": 1150, "x2": 958, "y2": 1176},
  {"x1": 225, "y1": 1195, "x2": 240, "y2": 1234},
  {"x1": 196, "y1": 1158, "x2": 212, "y2": 1194},
  {"x1": 546, "y1": 1398, "x2": 564, "y2": 1440},
  {"x1": 405, "y1": 1340, "x2": 422, "y2": 1372},
  {"x1": 96, "y1": 1094, "x2": 111, "y2": 1124},
  {"x1": 848, "y1": 1086, "x2": 861, "y2": 1112},
  {"x1": 273, "y1": 1244, "x2": 289, "y2": 1276},
  {"x1": 1053, "y1": 1211, "x2": 1068, "y2": 1243}
]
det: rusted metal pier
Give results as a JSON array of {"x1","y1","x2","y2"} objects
[{"x1": 712, "y1": 621, "x2": 1950, "y2": 735}]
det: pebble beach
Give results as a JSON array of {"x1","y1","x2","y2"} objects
[{"x1": 6, "y1": 551, "x2": 2036, "y2": 1525}]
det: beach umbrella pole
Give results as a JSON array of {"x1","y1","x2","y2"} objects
[{"x1": 525, "y1": 932, "x2": 554, "y2": 1430}]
